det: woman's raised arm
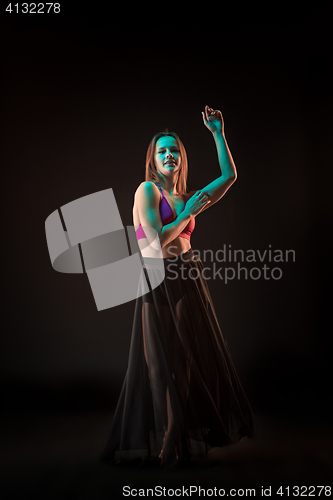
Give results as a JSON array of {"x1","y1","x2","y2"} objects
[{"x1": 190, "y1": 106, "x2": 237, "y2": 213}]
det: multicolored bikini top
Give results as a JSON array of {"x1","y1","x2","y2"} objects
[{"x1": 135, "y1": 181, "x2": 195, "y2": 242}]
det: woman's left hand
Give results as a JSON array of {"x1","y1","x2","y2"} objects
[{"x1": 202, "y1": 105, "x2": 224, "y2": 135}]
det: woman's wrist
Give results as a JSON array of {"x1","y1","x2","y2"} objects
[
  {"x1": 212, "y1": 129, "x2": 225, "y2": 139},
  {"x1": 180, "y1": 208, "x2": 194, "y2": 221}
]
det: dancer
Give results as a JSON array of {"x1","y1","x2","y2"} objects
[{"x1": 101, "y1": 106, "x2": 254, "y2": 469}]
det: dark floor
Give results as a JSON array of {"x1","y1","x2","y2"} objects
[{"x1": 1, "y1": 411, "x2": 332, "y2": 500}]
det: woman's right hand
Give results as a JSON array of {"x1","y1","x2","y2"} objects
[{"x1": 184, "y1": 190, "x2": 211, "y2": 217}]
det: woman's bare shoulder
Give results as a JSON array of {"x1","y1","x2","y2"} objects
[
  {"x1": 135, "y1": 180, "x2": 154, "y2": 192},
  {"x1": 134, "y1": 181, "x2": 160, "y2": 200}
]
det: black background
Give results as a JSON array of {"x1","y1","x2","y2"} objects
[{"x1": 1, "y1": 3, "x2": 332, "y2": 499}]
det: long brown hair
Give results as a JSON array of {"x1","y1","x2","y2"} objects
[{"x1": 145, "y1": 130, "x2": 188, "y2": 195}]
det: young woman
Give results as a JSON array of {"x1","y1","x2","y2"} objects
[{"x1": 101, "y1": 106, "x2": 255, "y2": 469}]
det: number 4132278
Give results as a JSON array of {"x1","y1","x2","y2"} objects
[{"x1": 6, "y1": 3, "x2": 60, "y2": 13}]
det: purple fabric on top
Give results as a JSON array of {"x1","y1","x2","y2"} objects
[{"x1": 136, "y1": 182, "x2": 195, "y2": 242}]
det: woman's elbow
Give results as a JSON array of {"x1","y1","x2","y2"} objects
[
  {"x1": 223, "y1": 171, "x2": 237, "y2": 184},
  {"x1": 230, "y1": 171, "x2": 237, "y2": 183}
]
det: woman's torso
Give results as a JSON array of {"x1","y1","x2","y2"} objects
[{"x1": 133, "y1": 182, "x2": 192, "y2": 258}]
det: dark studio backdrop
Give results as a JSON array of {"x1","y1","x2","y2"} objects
[{"x1": 1, "y1": 3, "x2": 332, "y2": 498}]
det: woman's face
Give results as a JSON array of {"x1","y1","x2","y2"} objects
[{"x1": 154, "y1": 136, "x2": 181, "y2": 176}]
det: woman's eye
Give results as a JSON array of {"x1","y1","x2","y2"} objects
[{"x1": 157, "y1": 149, "x2": 179, "y2": 154}]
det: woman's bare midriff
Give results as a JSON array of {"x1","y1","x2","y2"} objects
[{"x1": 133, "y1": 200, "x2": 191, "y2": 259}]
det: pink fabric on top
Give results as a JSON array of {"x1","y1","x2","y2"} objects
[
  {"x1": 135, "y1": 224, "x2": 147, "y2": 240},
  {"x1": 135, "y1": 182, "x2": 195, "y2": 242}
]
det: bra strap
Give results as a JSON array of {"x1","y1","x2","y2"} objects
[{"x1": 155, "y1": 181, "x2": 164, "y2": 198}]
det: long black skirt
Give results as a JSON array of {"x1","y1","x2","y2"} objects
[{"x1": 100, "y1": 248, "x2": 255, "y2": 468}]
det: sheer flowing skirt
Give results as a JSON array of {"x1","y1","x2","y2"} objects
[{"x1": 100, "y1": 248, "x2": 255, "y2": 468}]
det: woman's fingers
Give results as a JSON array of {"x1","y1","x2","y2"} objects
[
  {"x1": 201, "y1": 111, "x2": 208, "y2": 125},
  {"x1": 196, "y1": 191, "x2": 207, "y2": 201},
  {"x1": 206, "y1": 106, "x2": 223, "y2": 121},
  {"x1": 199, "y1": 193, "x2": 209, "y2": 202},
  {"x1": 203, "y1": 105, "x2": 221, "y2": 123}
]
